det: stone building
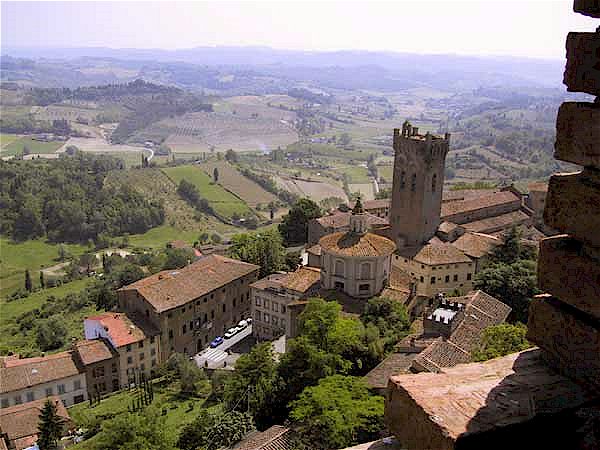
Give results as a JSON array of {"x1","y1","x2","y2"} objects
[
  {"x1": 389, "y1": 122, "x2": 450, "y2": 248},
  {"x1": 74, "y1": 338, "x2": 120, "y2": 396},
  {"x1": 383, "y1": 4, "x2": 600, "y2": 448},
  {"x1": 84, "y1": 312, "x2": 160, "y2": 386},
  {"x1": 319, "y1": 199, "x2": 396, "y2": 298},
  {"x1": 350, "y1": 198, "x2": 391, "y2": 218},
  {"x1": 307, "y1": 210, "x2": 388, "y2": 246},
  {"x1": 250, "y1": 266, "x2": 321, "y2": 341},
  {"x1": 0, "y1": 352, "x2": 87, "y2": 409},
  {"x1": 117, "y1": 254, "x2": 260, "y2": 359}
]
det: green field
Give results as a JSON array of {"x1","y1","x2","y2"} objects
[
  {"x1": 69, "y1": 377, "x2": 219, "y2": 449},
  {"x1": 162, "y1": 165, "x2": 252, "y2": 219},
  {"x1": 339, "y1": 165, "x2": 371, "y2": 183},
  {"x1": 2, "y1": 137, "x2": 65, "y2": 157},
  {"x1": 0, "y1": 133, "x2": 21, "y2": 148},
  {"x1": 127, "y1": 225, "x2": 205, "y2": 249},
  {"x1": 0, "y1": 237, "x2": 88, "y2": 298},
  {"x1": 377, "y1": 165, "x2": 394, "y2": 183}
]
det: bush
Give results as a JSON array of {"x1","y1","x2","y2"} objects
[{"x1": 36, "y1": 315, "x2": 68, "y2": 351}]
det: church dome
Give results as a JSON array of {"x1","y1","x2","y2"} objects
[{"x1": 319, "y1": 231, "x2": 396, "y2": 258}]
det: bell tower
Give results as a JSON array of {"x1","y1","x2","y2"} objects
[{"x1": 389, "y1": 121, "x2": 450, "y2": 248}]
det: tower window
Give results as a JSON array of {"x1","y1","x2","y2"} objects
[
  {"x1": 432, "y1": 174, "x2": 437, "y2": 192},
  {"x1": 400, "y1": 171, "x2": 405, "y2": 189},
  {"x1": 411, "y1": 174, "x2": 417, "y2": 192}
]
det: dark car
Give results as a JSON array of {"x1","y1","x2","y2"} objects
[{"x1": 210, "y1": 336, "x2": 224, "y2": 348}]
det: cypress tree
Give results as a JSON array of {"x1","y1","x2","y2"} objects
[
  {"x1": 39, "y1": 271, "x2": 45, "y2": 288},
  {"x1": 25, "y1": 269, "x2": 32, "y2": 292},
  {"x1": 37, "y1": 399, "x2": 62, "y2": 450}
]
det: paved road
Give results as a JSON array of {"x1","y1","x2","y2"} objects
[{"x1": 193, "y1": 325, "x2": 253, "y2": 369}]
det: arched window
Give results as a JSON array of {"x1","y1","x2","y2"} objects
[
  {"x1": 400, "y1": 171, "x2": 406, "y2": 189},
  {"x1": 335, "y1": 260, "x2": 345, "y2": 277},
  {"x1": 360, "y1": 262, "x2": 371, "y2": 279},
  {"x1": 411, "y1": 174, "x2": 417, "y2": 192},
  {"x1": 432, "y1": 173, "x2": 437, "y2": 192}
]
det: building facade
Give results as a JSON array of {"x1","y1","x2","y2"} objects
[
  {"x1": 118, "y1": 255, "x2": 260, "y2": 359},
  {"x1": 75, "y1": 339, "x2": 120, "y2": 396}
]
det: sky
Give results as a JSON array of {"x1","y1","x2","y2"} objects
[{"x1": 1, "y1": 0, "x2": 597, "y2": 60}]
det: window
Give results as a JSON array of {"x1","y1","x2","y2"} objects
[
  {"x1": 281, "y1": 319, "x2": 286, "y2": 328},
  {"x1": 14, "y1": 395, "x2": 22, "y2": 405},
  {"x1": 140, "y1": 363, "x2": 145, "y2": 372},
  {"x1": 151, "y1": 348, "x2": 156, "y2": 356},
  {"x1": 210, "y1": 293, "x2": 214, "y2": 299},
  {"x1": 400, "y1": 171, "x2": 406, "y2": 189},
  {"x1": 138, "y1": 341, "x2": 143, "y2": 349},
  {"x1": 182, "y1": 324, "x2": 187, "y2": 335},
  {"x1": 255, "y1": 311, "x2": 261, "y2": 321},
  {"x1": 190, "y1": 320, "x2": 194, "y2": 330},
  {"x1": 360, "y1": 262, "x2": 371, "y2": 279},
  {"x1": 1, "y1": 399, "x2": 8, "y2": 408},
  {"x1": 246, "y1": 292, "x2": 250, "y2": 300},
  {"x1": 432, "y1": 173, "x2": 437, "y2": 192},
  {"x1": 453, "y1": 274, "x2": 458, "y2": 282},
  {"x1": 445, "y1": 275, "x2": 450, "y2": 283},
  {"x1": 26, "y1": 392, "x2": 34, "y2": 402},
  {"x1": 255, "y1": 297, "x2": 261, "y2": 306},
  {"x1": 73, "y1": 394, "x2": 84, "y2": 404},
  {"x1": 432, "y1": 267, "x2": 436, "y2": 271},
  {"x1": 98, "y1": 382, "x2": 106, "y2": 392},
  {"x1": 93, "y1": 366, "x2": 105, "y2": 378},
  {"x1": 45, "y1": 387, "x2": 53, "y2": 397},
  {"x1": 140, "y1": 353, "x2": 145, "y2": 361},
  {"x1": 152, "y1": 359, "x2": 157, "y2": 367},
  {"x1": 411, "y1": 174, "x2": 416, "y2": 191},
  {"x1": 58, "y1": 384, "x2": 66, "y2": 395},
  {"x1": 467, "y1": 273, "x2": 472, "y2": 280},
  {"x1": 264, "y1": 299, "x2": 270, "y2": 308},
  {"x1": 264, "y1": 313, "x2": 270, "y2": 324},
  {"x1": 168, "y1": 329, "x2": 174, "y2": 339},
  {"x1": 126, "y1": 344, "x2": 131, "y2": 353},
  {"x1": 150, "y1": 336, "x2": 155, "y2": 344},
  {"x1": 420, "y1": 276, "x2": 424, "y2": 283},
  {"x1": 430, "y1": 277, "x2": 436, "y2": 284},
  {"x1": 281, "y1": 305, "x2": 286, "y2": 314},
  {"x1": 167, "y1": 312, "x2": 172, "y2": 319},
  {"x1": 112, "y1": 363, "x2": 117, "y2": 373},
  {"x1": 222, "y1": 304, "x2": 226, "y2": 313},
  {"x1": 203, "y1": 313, "x2": 208, "y2": 323},
  {"x1": 359, "y1": 283, "x2": 370, "y2": 291},
  {"x1": 127, "y1": 356, "x2": 133, "y2": 365},
  {"x1": 273, "y1": 302, "x2": 279, "y2": 312},
  {"x1": 211, "y1": 310, "x2": 215, "y2": 319},
  {"x1": 272, "y1": 317, "x2": 278, "y2": 326},
  {"x1": 335, "y1": 260, "x2": 345, "y2": 277}
]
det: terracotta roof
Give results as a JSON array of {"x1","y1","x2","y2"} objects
[
  {"x1": 0, "y1": 352, "x2": 83, "y2": 395},
  {"x1": 0, "y1": 397, "x2": 72, "y2": 450},
  {"x1": 389, "y1": 266, "x2": 412, "y2": 292},
  {"x1": 120, "y1": 255, "x2": 259, "y2": 313},
  {"x1": 339, "y1": 438, "x2": 404, "y2": 450},
  {"x1": 316, "y1": 211, "x2": 388, "y2": 229},
  {"x1": 380, "y1": 287, "x2": 410, "y2": 305},
  {"x1": 452, "y1": 232, "x2": 500, "y2": 259},
  {"x1": 437, "y1": 221, "x2": 461, "y2": 234},
  {"x1": 528, "y1": 182, "x2": 548, "y2": 192},
  {"x1": 364, "y1": 353, "x2": 419, "y2": 389},
  {"x1": 441, "y1": 191, "x2": 520, "y2": 219},
  {"x1": 250, "y1": 273, "x2": 289, "y2": 291},
  {"x1": 85, "y1": 312, "x2": 159, "y2": 348},
  {"x1": 281, "y1": 267, "x2": 321, "y2": 293},
  {"x1": 74, "y1": 339, "x2": 116, "y2": 366},
  {"x1": 461, "y1": 210, "x2": 530, "y2": 234},
  {"x1": 305, "y1": 244, "x2": 321, "y2": 256},
  {"x1": 441, "y1": 188, "x2": 499, "y2": 203},
  {"x1": 413, "y1": 291, "x2": 511, "y2": 373},
  {"x1": 231, "y1": 425, "x2": 295, "y2": 450},
  {"x1": 406, "y1": 243, "x2": 472, "y2": 265},
  {"x1": 319, "y1": 231, "x2": 396, "y2": 257},
  {"x1": 351, "y1": 199, "x2": 390, "y2": 210}
]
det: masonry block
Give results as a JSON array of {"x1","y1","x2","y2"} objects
[
  {"x1": 386, "y1": 349, "x2": 598, "y2": 450},
  {"x1": 539, "y1": 236, "x2": 600, "y2": 320},
  {"x1": 544, "y1": 169, "x2": 600, "y2": 248},
  {"x1": 574, "y1": 0, "x2": 600, "y2": 18},
  {"x1": 527, "y1": 296, "x2": 600, "y2": 392},
  {"x1": 555, "y1": 102, "x2": 600, "y2": 168},
  {"x1": 564, "y1": 32, "x2": 600, "y2": 96}
]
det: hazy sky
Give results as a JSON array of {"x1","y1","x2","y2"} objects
[{"x1": 1, "y1": 0, "x2": 597, "y2": 59}]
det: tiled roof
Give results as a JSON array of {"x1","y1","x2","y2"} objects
[
  {"x1": 85, "y1": 312, "x2": 159, "y2": 348},
  {"x1": 120, "y1": 255, "x2": 259, "y2": 313},
  {"x1": 0, "y1": 352, "x2": 83, "y2": 394},
  {"x1": 406, "y1": 243, "x2": 472, "y2": 265},
  {"x1": 316, "y1": 211, "x2": 388, "y2": 229},
  {"x1": 0, "y1": 397, "x2": 72, "y2": 450},
  {"x1": 364, "y1": 353, "x2": 419, "y2": 389},
  {"x1": 351, "y1": 199, "x2": 390, "y2": 210},
  {"x1": 75, "y1": 338, "x2": 116, "y2": 366},
  {"x1": 339, "y1": 438, "x2": 404, "y2": 450},
  {"x1": 413, "y1": 290, "x2": 511, "y2": 373},
  {"x1": 461, "y1": 210, "x2": 530, "y2": 234},
  {"x1": 389, "y1": 266, "x2": 412, "y2": 292},
  {"x1": 528, "y1": 182, "x2": 548, "y2": 192},
  {"x1": 438, "y1": 221, "x2": 461, "y2": 234},
  {"x1": 441, "y1": 191, "x2": 520, "y2": 218},
  {"x1": 250, "y1": 273, "x2": 289, "y2": 291},
  {"x1": 380, "y1": 287, "x2": 410, "y2": 305},
  {"x1": 319, "y1": 231, "x2": 396, "y2": 257},
  {"x1": 305, "y1": 244, "x2": 321, "y2": 256},
  {"x1": 231, "y1": 425, "x2": 295, "y2": 450},
  {"x1": 452, "y1": 232, "x2": 500, "y2": 259},
  {"x1": 441, "y1": 188, "x2": 499, "y2": 203},
  {"x1": 281, "y1": 267, "x2": 321, "y2": 293}
]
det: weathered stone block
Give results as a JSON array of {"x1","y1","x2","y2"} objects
[
  {"x1": 574, "y1": 0, "x2": 600, "y2": 18},
  {"x1": 544, "y1": 169, "x2": 600, "y2": 248},
  {"x1": 527, "y1": 296, "x2": 600, "y2": 392},
  {"x1": 538, "y1": 236, "x2": 600, "y2": 320},
  {"x1": 564, "y1": 32, "x2": 600, "y2": 96},
  {"x1": 386, "y1": 349, "x2": 598, "y2": 450},
  {"x1": 555, "y1": 102, "x2": 600, "y2": 168}
]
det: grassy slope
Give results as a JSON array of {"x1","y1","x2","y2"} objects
[
  {"x1": 0, "y1": 133, "x2": 21, "y2": 148},
  {"x1": 2, "y1": 137, "x2": 65, "y2": 156},
  {"x1": 162, "y1": 165, "x2": 252, "y2": 218}
]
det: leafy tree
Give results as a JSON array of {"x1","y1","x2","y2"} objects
[
  {"x1": 278, "y1": 198, "x2": 321, "y2": 245},
  {"x1": 198, "y1": 232, "x2": 210, "y2": 244},
  {"x1": 375, "y1": 188, "x2": 391, "y2": 199},
  {"x1": 210, "y1": 233, "x2": 222, "y2": 244},
  {"x1": 176, "y1": 410, "x2": 254, "y2": 450},
  {"x1": 472, "y1": 323, "x2": 532, "y2": 362},
  {"x1": 290, "y1": 375, "x2": 384, "y2": 449},
  {"x1": 79, "y1": 253, "x2": 97, "y2": 275},
  {"x1": 474, "y1": 259, "x2": 539, "y2": 323},
  {"x1": 225, "y1": 149, "x2": 238, "y2": 163},
  {"x1": 339, "y1": 133, "x2": 352, "y2": 147},
  {"x1": 284, "y1": 251, "x2": 302, "y2": 272},
  {"x1": 163, "y1": 353, "x2": 207, "y2": 396},
  {"x1": 57, "y1": 244, "x2": 69, "y2": 261},
  {"x1": 163, "y1": 248, "x2": 195, "y2": 270},
  {"x1": 229, "y1": 229, "x2": 285, "y2": 277},
  {"x1": 36, "y1": 315, "x2": 68, "y2": 351},
  {"x1": 213, "y1": 167, "x2": 219, "y2": 182},
  {"x1": 92, "y1": 406, "x2": 174, "y2": 450},
  {"x1": 25, "y1": 269, "x2": 32, "y2": 292},
  {"x1": 489, "y1": 226, "x2": 536, "y2": 264},
  {"x1": 37, "y1": 399, "x2": 63, "y2": 450},
  {"x1": 360, "y1": 296, "x2": 411, "y2": 352}
]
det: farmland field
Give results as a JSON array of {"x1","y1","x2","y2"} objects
[
  {"x1": 348, "y1": 183, "x2": 375, "y2": 200},
  {"x1": 162, "y1": 165, "x2": 252, "y2": 218},
  {"x1": 274, "y1": 175, "x2": 348, "y2": 203},
  {"x1": 0, "y1": 133, "x2": 21, "y2": 148},
  {"x1": 1, "y1": 137, "x2": 65, "y2": 156},
  {"x1": 199, "y1": 161, "x2": 278, "y2": 207}
]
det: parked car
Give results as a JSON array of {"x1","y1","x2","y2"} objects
[
  {"x1": 237, "y1": 320, "x2": 248, "y2": 329},
  {"x1": 246, "y1": 317, "x2": 253, "y2": 324},
  {"x1": 224, "y1": 328, "x2": 238, "y2": 339},
  {"x1": 210, "y1": 336, "x2": 224, "y2": 348}
]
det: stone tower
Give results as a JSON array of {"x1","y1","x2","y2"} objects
[{"x1": 389, "y1": 121, "x2": 450, "y2": 248}]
